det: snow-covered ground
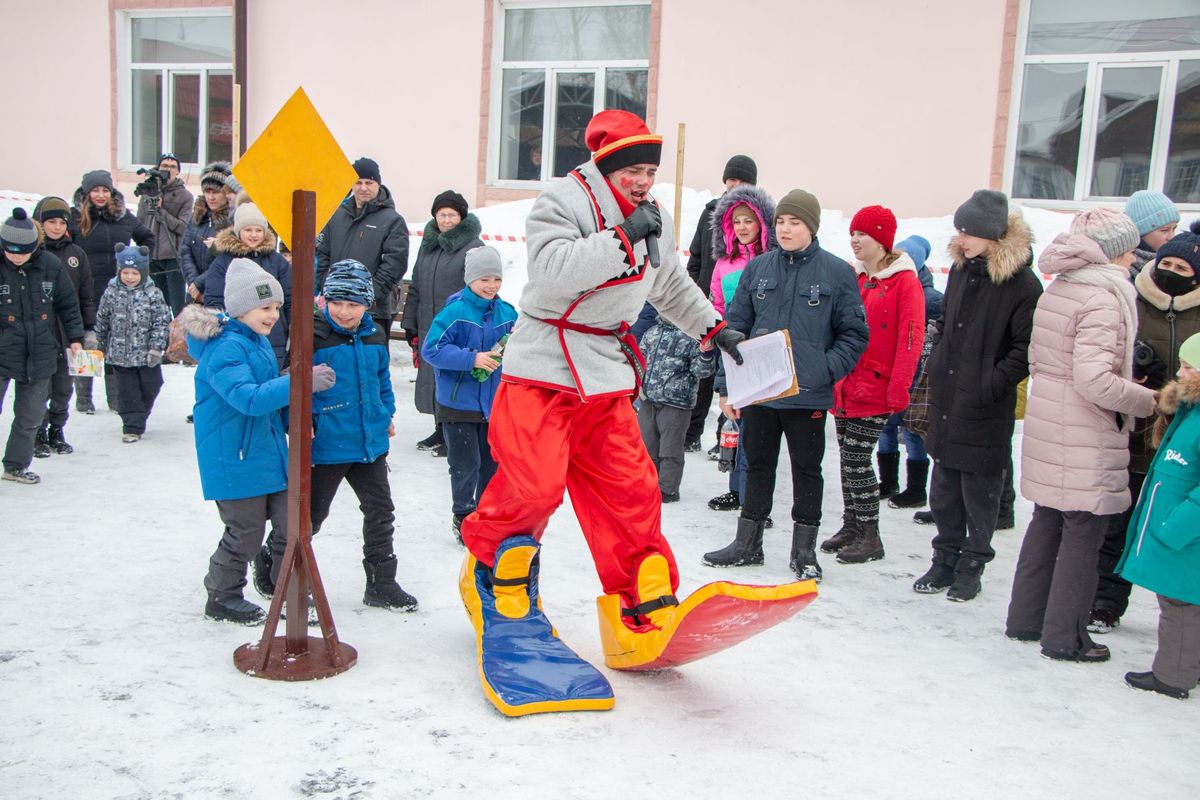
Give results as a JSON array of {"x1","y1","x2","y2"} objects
[{"x1": 1, "y1": 351, "x2": 1196, "y2": 800}]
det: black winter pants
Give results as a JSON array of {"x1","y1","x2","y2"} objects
[
  {"x1": 0, "y1": 377, "x2": 51, "y2": 472},
  {"x1": 1005, "y1": 505, "x2": 1108, "y2": 656},
  {"x1": 43, "y1": 351, "x2": 74, "y2": 429},
  {"x1": 113, "y1": 365, "x2": 164, "y2": 434},
  {"x1": 149, "y1": 258, "x2": 185, "y2": 318},
  {"x1": 740, "y1": 405, "x2": 827, "y2": 527},
  {"x1": 929, "y1": 463, "x2": 1005, "y2": 562},
  {"x1": 309, "y1": 454, "x2": 396, "y2": 562},
  {"x1": 1092, "y1": 470, "x2": 1145, "y2": 618}
]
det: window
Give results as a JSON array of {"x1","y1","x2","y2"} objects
[
  {"x1": 491, "y1": 3, "x2": 652, "y2": 185},
  {"x1": 122, "y1": 12, "x2": 233, "y2": 168},
  {"x1": 1008, "y1": 0, "x2": 1200, "y2": 205}
]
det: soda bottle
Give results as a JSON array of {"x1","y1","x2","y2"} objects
[
  {"x1": 471, "y1": 334, "x2": 509, "y2": 382},
  {"x1": 717, "y1": 418, "x2": 739, "y2": 473}
]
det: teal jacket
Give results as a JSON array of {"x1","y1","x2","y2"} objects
[{"x1": 1119, "y1": 375, "x2": 1200, "y2": 604}]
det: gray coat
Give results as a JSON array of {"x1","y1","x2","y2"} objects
[
  {"x1": 137, "y1": 177, "x2": 194, "y2": 261},
  {"x1": 95, "y1": 275, "x2": 171, "y2": 368},
  {"x1": 401, "y1": 214, "x2": 483, "y2": 414},
  {"x1": 641, "y1": 318, "x2": 715, "y2": 408},
  {"x1": 504, "y1": 158, "x2": 721, "y2": 400}
]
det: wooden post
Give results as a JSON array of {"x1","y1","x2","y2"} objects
[
  {"x1": 233, "y1": 189, "x2": 357, "y2": 680},
  {"x1": 674, "y1": 122, "x2": 686, "y2": 249}
]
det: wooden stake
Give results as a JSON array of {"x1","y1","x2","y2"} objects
[{"x1": 674, "y1": 122, "x2": 686, "y2": 249}]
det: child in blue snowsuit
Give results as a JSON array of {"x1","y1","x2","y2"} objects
[
  {"x1": 638, "y1": 316, "x2": 716, "y2": 502},
  {"x1": 180, "y1": 258, "x2": 335, "y2": 623},
  {"x1": 421, "y1": 246, "x2": 517, "y2": 541}
]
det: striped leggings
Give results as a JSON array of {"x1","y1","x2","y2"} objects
[{"x1": 835, "y1": 415, "x2": 888, "y2": 524}]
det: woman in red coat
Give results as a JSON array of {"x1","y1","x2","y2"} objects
[{"x1": 824, "y1": 205, "x2": 925, "y2": 563}]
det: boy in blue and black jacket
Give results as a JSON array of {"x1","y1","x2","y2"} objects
[
  {"x1": 263, "y1": 259, "x2": 417, "y2": 611},
  {"x1": 638, "y1": 316, "x2": 716, "y2": 502},
  {"x1": 422, "y1": 246, "x2": 517, "y2": 541}
]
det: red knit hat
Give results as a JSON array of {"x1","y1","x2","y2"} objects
[
  {"x1": 850, "y1": 205, "x2": 897, "y2": 252},
  {"x1": 585, "y1": 110, "x2": 663, "y2": 175}
]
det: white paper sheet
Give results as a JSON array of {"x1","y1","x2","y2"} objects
[{"x1": 720, "y1": 330, "x2": 796, "y2": 409}]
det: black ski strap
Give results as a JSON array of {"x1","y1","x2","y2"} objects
[{"x1": 621, "y1": 594, "x2": 679, "y2": 622}]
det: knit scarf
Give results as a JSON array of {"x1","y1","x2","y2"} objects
[{"x1": 1057, "y1": 263, "x2": 1138, "y2": 379}]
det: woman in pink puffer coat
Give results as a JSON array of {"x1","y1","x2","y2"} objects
[{"x1": 1005, "y1": 209, "x2": 1158, "y2": 663}]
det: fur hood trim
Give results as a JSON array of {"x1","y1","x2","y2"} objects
[
  {"x1": 1134, "y1": 259, "x2": 1200, "y2": 312},
  {"x1": 420, "y1": 213, "x2": 482, "y2": 254},
  {"x1": 1152, "y1": 373, "x2": 1200, "y2": 447},
  {"x1": 949, "y1": 212, "x2": 1034, "y2": 284},
  {"x1": 191, "y1": 195, "x2": 232, "y2": 227},
  {"x1": 214, "y1": 226, "x2": 278, "y2": 257},
  {"x1": 71, "y1": 188, "x2": 129, "y2": 222},
  {"x1": 711, "y1": 186, "x2": 776, "y2": 261},
  {"x1": 176, "y1": 304, "x2": 224, "y2": 340},
  {"x1": 854, "y1": 251, "x2": 917, "y2": 281}
]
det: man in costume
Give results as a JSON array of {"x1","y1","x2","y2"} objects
[{"x1": 459, "y1": 110, "x2": 813, "y2": 716}]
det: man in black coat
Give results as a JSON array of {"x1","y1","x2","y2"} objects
[
  {"x1": 915, "y1": 190, "x2": 1043, "y2": 602},
  {"x1": 685, "y1": 154, "x2": 758, "y2": 450},
  {"x1": 315, "y1": 157, "x2": 410, "y2": 327},
  {"x1": 0, "y1": 209, "x2": 84, "y2": 484}
]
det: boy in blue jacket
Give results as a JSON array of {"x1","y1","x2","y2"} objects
[
  {"x1": 179, "y1": 259, "x2": 335, "y2": 623},
  {"x1": 422, "y1": 246, "x2": 517, "y2": 541},
  {"x1": 305, "y1": 260, "x2": 417, "y2": 610}
]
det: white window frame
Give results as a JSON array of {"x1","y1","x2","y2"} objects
[
  {"x1": 487, "y1": 0, "x2": 652, "y2": 189},
  {"x1": 1003, "y1": 0, "x2": 1200, "y2": 209},
  {"x1": 116, "y1": 8, "x2": 233, "y2": 171}
]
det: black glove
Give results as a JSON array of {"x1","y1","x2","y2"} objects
[
  {"x1": 714, "y1": 327, "x2": 745, "y2": 366},
  {"x1": 616, "y1": 201, "x2": 662, "y2": 245},
  {"x1": 312, "y1": 364, "x2": 336, "y2": 393}
]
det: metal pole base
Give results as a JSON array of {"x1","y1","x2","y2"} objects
[{"x1": 234, "y1": 638, "x2": 358, "y2": 681}]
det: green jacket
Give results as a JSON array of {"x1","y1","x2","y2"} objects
[{"x1": 1119, "y1": 375, "x2": 1200, "y2": 604}]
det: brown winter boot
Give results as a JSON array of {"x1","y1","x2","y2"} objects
[
  {"x1": 820, "y1": 510, "x2": 860, "y2": 553},
  {"x1": 836, "y1": 520, "x2": 885, "y2": 564}
]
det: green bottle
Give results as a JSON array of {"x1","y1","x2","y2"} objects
[{"x1": 472, "y1": 334, "x2": 509, "y2": 381}]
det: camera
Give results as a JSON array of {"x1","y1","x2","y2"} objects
[
  {"x1": 134, "y1": 167, "x2": 171, "y2": 199},
  {"x1": 1133, "y1": 339, "x2": 1157, "y2": 367},
  {"x1": 1133, "y1": 338, "x2": 1167, "y2": 388}
]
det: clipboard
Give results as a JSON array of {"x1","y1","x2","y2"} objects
[{"x1": 720, "y1": 329, "x2": 799, "y2": 409}]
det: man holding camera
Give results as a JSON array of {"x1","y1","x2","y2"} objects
[{"x1": 136, "y1": 153, "x2": 193, "y2": 317}]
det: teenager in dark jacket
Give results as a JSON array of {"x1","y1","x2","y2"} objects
[
  {"x1": 914, "y1": 190, "x2": 1042, "y2": 602},
  {"x1": 402, "y1": 190, "x2": 484, "y2": 455},
  {"x1": 136, "y1": 153, "x2": 193, "y2": 316},
  {"x1": 315, "y1": 157, "x2": 409, "y2": 326},
  {"x1": 180, "y1": 161, "x2": 232, "y2": 303},
  {"x1": 69, "y1": 169, "x2": 154, "y2": 415},
  {"x1": 878, "y1": 234, "x2": 944, "y2": 509},
  {"x1": 685, "y1": 154, "x2": 758, "y2": 451},
  {"x1": 704, "y1": 189, "x2": 869, "y2": 581},
  {"x1": 0, "y1": 209, "x2": 84, "y2": 484},
  {"x1": 204, "y1": 203, "x2": 292, "y2": 369},
  {"x1": 31, "y1": 197, "x2": 93, "y2": 456}
]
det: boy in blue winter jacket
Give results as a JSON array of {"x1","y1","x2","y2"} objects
[
  {"x1": 292, "y1": 259, "x2": 417, "y2": 610},
  {"x1": 179, "y1": 258, "x2": 335, "y2": 623},
  {"x1": 421, "y1": 246, "x2": 517, "y2": 541},
  {"x1": 638, "y1": 316, "x2": 716, "y2": 502}
]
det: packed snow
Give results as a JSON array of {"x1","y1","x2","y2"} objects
[{"x1": 1, "y1": 188, "x2": 1197, "y2": 799}]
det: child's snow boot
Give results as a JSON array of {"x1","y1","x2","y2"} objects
[
  {"x1": 33, "y1": 426, "x2": 51, "y2": 459},
  {"x1": 75, "y1": 377, "x2": 95, "y2": 414},
  {"x1": 363, "y1": 555, "x2": 419, "y2": 611},
  {"x1": 251, "y1": 544, "x2": 275, "y2": 599},
  {"x1": 913, "y1": 550, "x2": 959, "y2": 593},
  {"x1": 205, "y1": 596, "x2": 265, "y2": 624},
  {"x1": 946, "y1": 557, "x2": 985, "y2": 602},
  {"x1": 702, "y1": 515, "x2": 764, "y2": 567},
  {"x1": 47, "y1": 425, "x2": 73, "y2": 455},
  {"x1": 789, "y1": 523, "x2": 822, "y2": 582}
]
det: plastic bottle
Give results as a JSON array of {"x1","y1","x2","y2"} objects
[
  {"x1": 717, "y1": 418, "x2": 739, "y2": 473},
  {"x1": 471, "y1": 334, "x2": 509, "y2": 382}
]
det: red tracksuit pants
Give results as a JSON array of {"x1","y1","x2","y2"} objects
[{"x1": 461, "y1": 382, "x2": 680, "y2": 603}]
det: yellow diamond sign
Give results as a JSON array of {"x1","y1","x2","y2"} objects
[{"x1": 232, "y1": 87, "x2": 357, "y2": 250}]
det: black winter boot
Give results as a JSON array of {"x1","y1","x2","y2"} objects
[
  {"x1": 947, "y1": 557, "x2": 985, "y2": 602},
  {"x1": 417, "y1": 424, "x2": 444, "y2": 451},
  {"x1": 1125, "y1": 671, "x2": 1189, "y2": 699},
  {"x1": 75, "y1": 377, "x2": 95, "y2": 414},
  {"x1": 47, "y1": 425, "x2": 73, "y2": 455},
  {"x1": 888, "y1": 459, "x2": 929, "y2": 508},
  {"x1": 707, "y1": 490, "x2": 741, "y2": 511},
  {"x1": 789, "y1": 524, "x2": 822, "y2": 582},
  {"x1": 913, "y1": 550, "x2": 959, "y2": 594},
  {"x1": 363, "y1": 556, "x2": 419, "y2": 610},
  {"x1": 251, "y1": 545, "x2": 275, "y2": 599},
  {"x1": 702, "y1": 516, "x2": 764, "y2": 567},
  {"x1": 877, "y1": 451, "x2": 900, "y2": 499},
  {"x1": 913, "y1": 510, "x2": 935, "y2": 525},
  {"x1": 33, "y1": 426, "x2": 51, "y2": 459},
  {"x1": 452, "y1": 514, "x2": 466, "y2": 546},
  {"x1": 820, "y1": 509, "x2": 860, "y2": 553},
  {"x1": 836, "y1": 520, "x2": 885, "y2": 564}
]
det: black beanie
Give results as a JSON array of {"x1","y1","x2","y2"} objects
[
  {"x1": 353, "y1": 157, "x2": 381, "y2": 184},
  {"x1": 722, "y1": 155, "x2": 757, "y2": 185},
  {"x1": 953, "y1": 189, "x2": 1009, "y2": 241},
  {"x1": 431, "y1": 190, "x2": 469, "y2": 219}
]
